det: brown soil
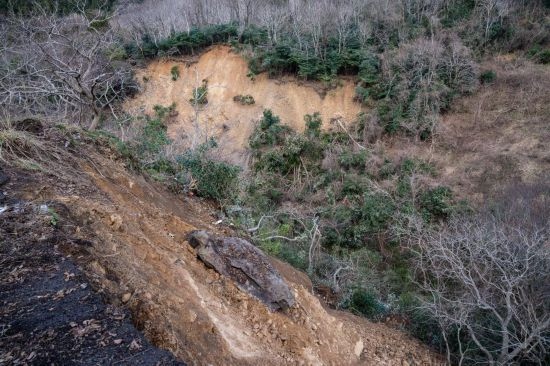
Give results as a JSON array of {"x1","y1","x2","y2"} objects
[
  {"x1": 124, "y1": 45, "x2": 364, "y2": 164},
  {"x1": 0, "y1": 131, "x2": 444, "y2": 365}
]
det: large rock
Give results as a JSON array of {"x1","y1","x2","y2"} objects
[{"x1": 186, "y1": 230, "x2": 295, "y2": 311}]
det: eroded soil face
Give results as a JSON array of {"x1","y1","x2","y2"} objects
[
  {"x1": 0, "y1": 143, "x2": 443, "y2": 365},
  {"x1": 124, "y1": 45, "x2": 363, "y2": 164}
]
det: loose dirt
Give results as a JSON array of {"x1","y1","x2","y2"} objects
[{"x1": 0, "y1": 131, "x2": 444, "y2": 365}]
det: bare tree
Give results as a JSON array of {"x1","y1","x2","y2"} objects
[
  {"x1": 1, "y1": 1, "x2": 133, "y2": 129},
  {"x1": 412, "y1": 205, "x2": 550, "y2": 365}
]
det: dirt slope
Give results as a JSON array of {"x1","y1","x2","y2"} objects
[
  {"x1": 0, "y1": 185, "x2": 183, "y2": 365},
  {"x1": 124, "y1": 46, "x2": 363, "y2": 164},
  {"x1": 2, "y1": 131, "x2": 443, "y2": 365}
]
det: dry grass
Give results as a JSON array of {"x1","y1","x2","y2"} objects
[{"x1": 0, "y1": 120, "x2": 78, "y2": 178}]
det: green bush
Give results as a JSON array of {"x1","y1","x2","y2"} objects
[
  {"x1": 419, "y1": 186, "x2": 453, "y2": 221},
  {"x1": 249, "y1": 109, "x2": 290, "y2": 149},
  {"x1": 338, "y1": 150, "x2": 367, "y2": 170},
  {"x1": 304, "y1": 112, "x2": 322, "y2": 139},
  {"x1": 170, "y1": 65, "x2": 180, "y2": 81},
  {"x1": 233, "y1": 94, "x2": 255, "y2": 105},
  {"x1": 126, "y1": 23, "x2": 239, "y2": 58},
  {"x1": 176, "y1": 139, "x2": 240, "y2": 203},
  {"x1": 136, "y1": 106, "x2": 173, "y2": 159},
  {"x1": 527, "y1": 45, "x2": 550, "y2": 64},
  {"x1": 479, "y1": 70, "x2": 496, "y2": 84},
  {"x1": 344, "y1": 288, "x2": 387, "y2": 319},
  {"x1": 190, "y1": 80, "x2": 208, "y2": 105}
]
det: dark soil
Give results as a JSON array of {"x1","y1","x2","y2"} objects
[{"x1": 0, "y1": 169, "x2": 185, "y2": 366}]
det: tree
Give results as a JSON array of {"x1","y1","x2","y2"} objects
[
  {"x1": 0, "y1": 1, "x2": 133, "y2": 129},
  {"x1": 412, "y1": 190, "x2": 550, "y2": 365}
]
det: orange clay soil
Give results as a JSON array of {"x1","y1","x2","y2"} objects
[
  {"x1": 11, "y1": 142, "x2": 444, "y2": 366},
  {"x1": 124, "y1": 45, "x2": 364, "y2": 164}
]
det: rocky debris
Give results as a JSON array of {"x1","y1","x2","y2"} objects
[{"x1": 186, "y1": 230, "x2": 295, "y2": 311}]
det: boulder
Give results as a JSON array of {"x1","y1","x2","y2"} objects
[{"x1": 186, "y1": 230, "x2": 295, "y2": 311}]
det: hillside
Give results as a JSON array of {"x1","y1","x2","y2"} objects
[
  {"x1": 1, "y1": 0, "x2": 549, "y2": 365},
  {"x1": 0, "y1": 126, "x2": 442, "y2": 365},
  {"x1": 126, "y1": 47, "x2": 550, "y2": 201},
  {"x1": 125, "y1": 45, "x2": 362, "y2": 165}
]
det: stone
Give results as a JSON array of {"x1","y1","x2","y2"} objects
[
  {"x1": 186, "y1": 230, "x2": 295, "y2": 311},
  {"x1": 121, "y1": 293, "x2": 131, "y2": 303}
]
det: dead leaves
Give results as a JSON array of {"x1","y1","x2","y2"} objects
[{"x1": 70, "y1": 319, "x2": 101, "y2": 338}]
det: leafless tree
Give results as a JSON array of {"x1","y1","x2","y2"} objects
[
  {"x1": 411, "y1": 203, "x2": 550, "y2": 365},
  {"x1": 1, "y1": 1, "x2": 133, "y2": 129}
]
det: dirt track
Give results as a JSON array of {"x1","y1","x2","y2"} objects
[{"x1": 0, "y1": 170, "x2": 183, "y2": 365}]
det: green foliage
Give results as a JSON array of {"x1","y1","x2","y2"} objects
[
  {"x1": 343, "y1": 288, "x2": 387, "y2": 319},
  {"x1": 48, "y1": 207, "x2": 59, "y2": 227},
  {"x1": 440, "y1": 0, "x2": 476, "y2": 28},
  {"x1": 136, "y1": 105, "x2": 173, "y2": 160},
  {"x1": 304, "y1": 113, "x2": 322, "y2": 139},
  {"x1": 176, "y1": 139, "x2": 240, "y2": 202},
  {"x1": 479, "y1": 70, "x2": 496, "y2": 84},
  {"x1": 355, "y1": 53, "x2": 382, "y2": 103},
  {"x1": 249, "y1": 109, "x2": 290, "y2": 149},
  {"x1": 527, "y1": 45, "x2": 550, "y2": 64},
  {"x1": 170, "y1": 66, "x2": 180, "y2": 81},
  {"x1": 376, "y1": 38, "x2": 478, "y2": 138},
  {"x1": 338, "y1": 150, "x2": 367, "y2": 171},
  {"x1": 190, "y1": 80, "x2": 208, "y2": 105},
  {"x1": 233, "y1": 94, "x2": 255, "y2": 105},
  {"x1": 126, "y1": 23, "x2": 239, "y2": 59},
  {"x1": 419, "y1": 186, "x2": 453, "y2": 221}
]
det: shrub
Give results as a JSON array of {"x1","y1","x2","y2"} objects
[
  {"x1": 527, "y1": 45, "x2": 550, "y2": 64},
  {"x1": 479, "y1": 70, "x2": 496, "y2": 84},
  {"x1": 170, "y1": 65, "x2": 180, "y2": 81},
  {"x1": 233, "y1": 94, "x2": 255, "y2": 105},
  {"x1": 343, "y1": 288, "x2": 387, "y2": 319},
  {"x1": 190, "y1": 80, "x2": 208, "y2": 105},
  {"x1": 377, "y1": 37, "x2": 478, "y2": 137},
  {"x1": 419, "y1": 186, "x2": 453, "y2": 221},
  {"x1": 338, "y1": 150, "x2": 367, "y2": 170},
  {"x1": 304, "y1": 112, "x2": 322, "y2": 139},
  {"x1": 249, "y1": 109, "x2": 290, "y2": 149},
  {"x1": 176, "y1": 139, "x2": 240, "y2": 203}
]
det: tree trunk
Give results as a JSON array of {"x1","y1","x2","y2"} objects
[{"x1": 89, "y1": 110, "x2": 101, "y2": 130}]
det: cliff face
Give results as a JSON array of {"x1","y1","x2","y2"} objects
[
  {"x1": 0, "y1": 129, "x2": 443, "y2": 365},
  {"x1": 124, "y1": 45, "x2": 363, "y2": 165}
]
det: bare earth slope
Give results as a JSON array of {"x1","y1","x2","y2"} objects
[
  {"x1": 1, "y1": 132, "x2": 443, "y2": 366},
  {"x1": 126, "y1": 48, "x2": 548, "y2": 202},
  {"x1": 124, "y1": 45, "x2": 363, "y2": 164}
]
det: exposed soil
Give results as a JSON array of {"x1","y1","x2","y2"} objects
[
  {"x1": 125, "y1": 47, "x2": 549, "y2": 202},
  {"x1": 0, "y1": 170, "x2": 184, "y2": 366},
  {"x1": 124, "y1": 45, "x2": 364, "y2": 165},
  {"x1": 0, "y1": 131, "x2": 444, "y2": 365}
]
